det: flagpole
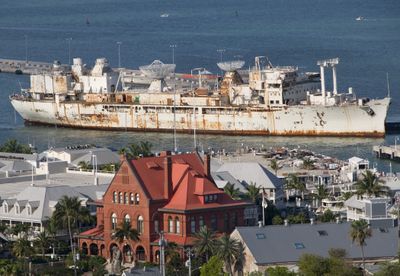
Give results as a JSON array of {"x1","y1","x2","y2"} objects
[{"x1": 262, "y1": 188, "x2": 266, "y2": 226}]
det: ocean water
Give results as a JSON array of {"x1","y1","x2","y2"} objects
[{"x1": 0, "y1": 0, "x2": 399, "y2": 171}]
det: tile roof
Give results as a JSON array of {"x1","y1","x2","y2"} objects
[
  {"x1": 234, "y1": 222, "x2": 397, "y2": 265},
  {"x1": 130, "y1": 153, "x2": 250, "y2": 211}
]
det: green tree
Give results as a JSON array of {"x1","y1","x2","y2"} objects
[
  {"x1": 9, "y1": 223, "x2": 31, "y2": 238},
  {"x1": 88, "y1": 256, "x2": 108, "y2": 276},
  {"x1": 285, "y1": 174, "x2": 306, "y2": 200},
  {"x1": 121, "y1": 141, "x2": 153, "y2": 159},
  {"x1": 375, "y1": 262, "x2": 400, "y2": 276},
  {"x1": 34, "y1": 230, "x2": 52, "y2": 257},
  {"x1": 200, "y1": 255, "x2": 225, "y2": 276},
  {"x1": 214, "y1": 234, "x2": 240, "y2": 275},
  {"x1": 78, "y1": 161, "x2": 92, "y2": 170},
  {"x1": 52, "y1": 196, "x2": 91, "y2": 262},
  {"x1": 166, "y1": 253, "x2": 188, "y2": 275},
  {"x1": 12, "y1": 237, "x2": 33, "y2": 258},
  {"x1": 0, "y1": 139, "x2": 32, "y2": 154},
  {"x1": 272, "y1": 215, "x2": 283, "y2": 225},
  {"x1": 270, "y1": 159, "x2": 279, "y2": 175},
  {"x1": 193, "y1": 226, "x2": 217, "y2": 262},
  {"x1": 354, "y1": 170, "x2": 389, "y2": 198},
  {"x1": 113, "y1": 220, "x2": 140, "y2": 243},
  {"x1": 245, "y1": 183, "x2": 260, "y2": 203},
  {"x1": 265, "y1": 266, "x2": 296, "y2": 276},
  {"x1": 298, "y1": 254, "x2": 330, "y2": 276},
  {"x1": 319, "y1": 209, "x2": 336, "y2": 223},
  {"x1": 328, "y1": 248, "x2": 347, "y2": 259},
  {"x1": 0, "y1": 259, "x2": 21, "y2": 275},
  {"x1": 312, "y1": 184, "x2": 330, "y2": 207},
  {"x1": 350, "y1": 219, "x2": 372, "y2": 273},
  {"x1": 234, "y1": 242, "x2": 246, "y2": 276},
  {"x1": 224, "y1": 183, "x2": 241, "y2": 200}
]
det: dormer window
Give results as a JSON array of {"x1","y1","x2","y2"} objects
[
  {"x1": 15, "y1": 204, "x2": 20, "y2": 214},
  {"x1": 205, "y1": 194, "x2": 218, "y2": 203},
  {"x1": 3, "y1": 203, "x2": 8, "y2": 213},
  {"x1": 27, "y1": 205, "x2": 32, "y2": 216}
]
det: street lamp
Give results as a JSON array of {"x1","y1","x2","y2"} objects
[
  {"x1": 116, "y1": 41, "x2": 122, "y2": 68},
  {"x1": 170, "y1": 44, "x2": 177, "y2": 65},
  {"x1": 66, "y1": 38, "x2": 72, "y2": 65},
  {"x1": 158, "y1": 231, "x2": 167, "y2": 276},
  {"x1": 24, "y1": 35, "x2": 28, "y2": 63}
]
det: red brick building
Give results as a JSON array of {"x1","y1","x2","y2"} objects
[{"x1": 78, "y1": 152, "x2": 253, "y2": 263}]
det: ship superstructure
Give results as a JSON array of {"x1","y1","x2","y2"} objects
[{"x1": 10, "y1": 56, "x2": 390, "y2": 137}]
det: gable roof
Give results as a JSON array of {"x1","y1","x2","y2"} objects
[
  {"x1": 128, "y1": 153, "x2": 251, "y2": 211},
  {"x1": 234, "y1": 223, "x2": 397, "y2": 265},
  {"x1": 216, "y1": 162, "x2": 283, "y2": 189},
  {"x1": 211, "y1": 171, "x2": 248, "y2": 193}
]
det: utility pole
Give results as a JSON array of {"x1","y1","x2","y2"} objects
[
  {"x1": 117, "y1": 41, "x2": 122, "y2": 68},
  {"x1": 185, "y1": 247, "x2": 192, "y2": 276},
  {"x1": 159, "y1": 231, "x2": 166, "y2": 276},
  {"x1": 66, "y1": 38, "x2": 72, "y2": 65}
]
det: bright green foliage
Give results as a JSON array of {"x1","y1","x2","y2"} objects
[
  {"x1": 270, "y1": 159, "x2": 279, "y2": 175},
  {"x1": 0, "y1": 259, "x2": 22, "y2": 274},
  {"x1": 287, "y1": 213, "x2": 307, "y2": 224},
  {"x1": 0, "y1": 139, "x2": 32, "y2": 154},
  {"x1": 33, "y1": 230, "x2": 52, "y2": 256},
  {"x1": 214, "y1": 234, "x2": 241, "y2": 275},
  {"x1": 354, "y1": 170, "x2": 389, "y2": 197},
  {"x1": 166, "y1": 253, "x2": 188, "y2": 276},
  {"x1": 265, "y1": 266, "x2": 296, "y2": 276},
  {"x1": 298, "y1": 253, "x2": 362, "y2": 276},
  {"x1": 200, "y1": 256, "x2": 226, "y2": 276},
  {"x1": 285, "y1": 174, "x2": 306, "y2": 199},
  {"x1": 312, "y1": 184, "x2": 330, "y2": 207},
  {"x1": 113, "y1": 220, "x2": 140, "y2": 243}
]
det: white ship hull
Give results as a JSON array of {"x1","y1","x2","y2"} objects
[{"x1": 10, "y1": 98, "x2": 390, "y2": 137}]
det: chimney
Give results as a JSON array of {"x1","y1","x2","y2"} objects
[
  {"x1": 284, "y1": 219, "x2": 289, "y2": 227},
  {"x1": 163, "y1": 156, "x2": 173, "y2": 199},
  {"x1": 310, "y1": 218, "x2": 314, "y2": 225},
  {"x1": 258, "y1": 221, "x2": 263, "y2": 228},
  {"x1": 204, "y1": 154, "x2": 211, "y2": 178},
  {"x1": 160, "y1": 151, "x2": 171, "y2": 157}
]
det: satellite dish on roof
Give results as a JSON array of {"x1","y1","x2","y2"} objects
[
  {"x1": 139, "y1": 60, "x2": 176, "y2": 80},
  {"x1": 217, "y1": 60, "x2": 245, "y2": 72}
]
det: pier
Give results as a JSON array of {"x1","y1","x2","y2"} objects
[
  {"x1": 373, "y1": 145, "x2": 400, "y2": 160},
  {"x1": 0, "y1": 58, "x2": 69, "y2": 75}
]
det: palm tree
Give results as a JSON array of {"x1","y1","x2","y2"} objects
[
  {"x1": 193, "y1": 226, "x2": 217, "y2": 262},
  {"x1": 285, "y1": 174, "x2": 306, "y2": 200},
  {"x1": 350, "y1": 219, "x2": 372, "y2": 273},
  {"x1": 122, "y1": 141, "x2": 154, "y2": 159},
  {"x1": 245, "y1": 182, "x2": 260, "y2": 204},
  {"x1": 10, "y1": 223, "x2": 31, "y2": 239},
  {"x1": 270, "y1": 159, "x2": 279, "y2": 175},
  {"x1": 12, "y1": 237, "x2": 33, "y2": 258},
  {"x1": 234, "y1": 241, "x2": 246, "y2": 276},
  {"x1": 113, "y1": 220, "x2": 140, "y2": 243},
  {"x1": 312, "y1": 184, "x2": 330, "y2": 207},
  {"x1": 214, "y1": 234, "x2": 240, "y2": 276},
  {"x1": 34, "y1": 230, "x2": 51, "y2": 257},
  {"x1": 78, "y1": 161, "x2": 92, "y2": 171},
  {"x1": 224, "y1": 183, "x2": 241, "y2": 200},
  {"x1": 52, "y1": 196, "x2": 91, "y2": 258},
  {"x1": 354, "y1": 170, "x2": 389, "y2": 198}
]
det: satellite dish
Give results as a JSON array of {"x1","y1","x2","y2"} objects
[
  {"x1": 139, "y1": 60, "x2": 176, "y2": 79},
  {"x1": 217, "y1": 60, "x2": 245, "y2": 72}
]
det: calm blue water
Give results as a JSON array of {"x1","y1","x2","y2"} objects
[{"x1": 0, "y1": 0, "x2": 399, "y2": 171}]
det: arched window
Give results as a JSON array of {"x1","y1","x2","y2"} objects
[
  {"x1": 119, "y1": 192, "x2": 123, "y2": 204},
  {"x1": 211, "y1": 214, "x2": 217, "y2": 231},
  {"x1": 190, "y1": 217, "x2": 196, "y2": 233},
  {"x1": 137, "y1": 215, "x2": 144, "y2": 234},
  {"x1": 168, "y1": 216, "x2": 173, "y2": 233},
  {"x1": 224, "y1": 213, "x2": 229, "y2": 231},
  {"x1": 175, "y1": 217, "x2": 180, "y2": 234},
  {"x1": 130, "y1": 193, "x2": 134, "y2": 204},
  {"x1": 199, "y1": 216, "x2": 204, "y2": 229},
  {"x1": 154, "y1": 220, "x2": 159, "y2": 233},
  {"x1": 124, "y1": 193, "x2": 129, "y2": 204},
  {"x1": 135, "y1": 193, "x2": 140, "y2": 205},
  {"x1": 113, "y1": 192, "x2": 117, "y2": 203},
  {"x1": 111, "y1": 213, "x2": 117, "y2": 230},
  {"x1": 124, "y1": 214, "x2": 131, "y2": 224}
]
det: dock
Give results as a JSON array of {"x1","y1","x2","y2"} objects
[
  {"x1": 373, "y1": 145, "x2": 400, "y2": 160},
  {"x1": 0, "y1": 58, "x2": 69, "y2": 75}
]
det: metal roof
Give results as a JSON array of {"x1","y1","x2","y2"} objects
[{"x1": 234, "y1": 222, "x2": 397, "y2": 265}]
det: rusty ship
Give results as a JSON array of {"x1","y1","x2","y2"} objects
[{"x1": 10, "y1": 56, "x2": 390, "y2": 137}]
